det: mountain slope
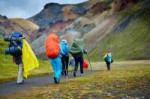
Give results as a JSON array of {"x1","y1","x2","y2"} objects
[
  {"x1": 30, "y1": 0, "x2": 110, "y2": 55},
  {"x1": 18, "y1": 0, "x2": 150, "y2": 61},
  {"x1": 29, "y1": 1, "x2": 96, "y2": 28},
  {"x1": 0, "y1": 15, "x2": 37, "y2": 41},
  {"x1": 89, "y1": 0, "x2": 150, "y2": 61},
  {"x1": 10, "y1": 18, "x2": 39, "y2": 33}
]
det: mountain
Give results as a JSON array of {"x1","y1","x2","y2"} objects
[
  {"x1": 1, "y1": 0, "x2": 150, "y2": 61},
  {"x1": 10, "y1": 18, "x2": 39, "y2": 33},
  {"x1": 0, "y1": 15, "x2": 39, "y2": 41},
  {"x1": 89, "y1": 0, "x2": 150, "y2": 61},
  {"x1": 30, "y1": 0, "x2": 111, "y2": 55},
  {"x1": 28, "y1": 1, "x2": 100, "y2": 41},
  {"x1": 9, "y1": 18, "x2": 39, "y2": 40},
  {"x1": 29, "y1": 1, "x2": 97, "y2": 27},
  {"x1": 30, "y1": 0, "x2": 150, "y2": 61}
]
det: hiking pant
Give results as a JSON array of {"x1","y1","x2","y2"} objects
[
  {"x1": 73, "y1": 55, "x2": 84, "y2": 74},
  {"x1": 106, "y1": 62, "x2": 111, "y2": 71},
  {"x1": 17, "y1": 63, "x2": 24, "y2": 83},
  {"x1": 61, "y1": 55, "x2": 69, "y2": 75},
  {"x1": 50, "y1": 56, "x2": 62, "y2": 82}
]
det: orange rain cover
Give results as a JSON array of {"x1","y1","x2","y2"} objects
[{"x1": 45, "y1": 33, "x2": 60, "y2": 58}]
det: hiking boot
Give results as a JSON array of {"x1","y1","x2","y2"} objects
[
  {"x1": 17, "y1": 80, "x2": 24, "y2": 84},
  {"x1": 73, "y1": 72, "x2": 76, "y2": 77},
  {"x1": 61, "y1": 72, "x2": 64, "y2": 75},
  {"x1": 54, "y1": 77, "x2": 60, "y2": 84},
  {"x1": 54, "y1": 77, "x2": 57, "y2": 84}
]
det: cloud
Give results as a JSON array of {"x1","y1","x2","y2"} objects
[{"x1": 0, "y1": 0, "x2": 88, "y2": 19}]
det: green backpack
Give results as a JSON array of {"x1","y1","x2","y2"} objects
[{"x1": 69, "y1": 39, "x2": 84, "y2": 54}]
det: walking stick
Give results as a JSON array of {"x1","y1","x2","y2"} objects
[{"x1": 86, "y1": 54, "x2": 92, "y2": 70}]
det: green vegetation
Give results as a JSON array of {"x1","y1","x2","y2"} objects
[
  {"x1": 4, "y1": 62, "x2": 150, "y2": 98},
  {"x1": 89, "y1": 0, "x2": 150, "y2": 61},
  {"x1": 0, "y1": 38, "x2": 52, "y2": 82},
  {"x1": 0, "y1": 29, "x2": 6, "y2": 37}
]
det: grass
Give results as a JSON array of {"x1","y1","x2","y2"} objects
[
  {"x1": 3, "y1": 61, "x2": 150, "y2": 99},
  {"x1": 89, "y1": 14, "x2": 150, "y2": 61},
  {"x1": 0, "y1": 38, "x2": 52, "y2": 82}
]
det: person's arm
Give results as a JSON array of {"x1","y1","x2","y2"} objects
[{"x1": 103, "y1": 53, "x2": 107, "y2": 59}]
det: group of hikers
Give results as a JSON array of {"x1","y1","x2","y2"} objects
[
  {"x1": 45, "y1": 32, "x2": 88, "y2": 84},
  {"x1": 5, "y1": 31, "x2": 113, "y2": 84}
]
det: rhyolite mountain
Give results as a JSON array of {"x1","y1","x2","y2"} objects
[
  {"x1": 0, "y1": 0, "x2": 150, "y2": 61},
  {"x1": 29, "y1": 0, "x2": 111, "y2": 55},
  {"x1": 30, "y1": 0, "x2": 137, "y2": 56},
  {"x1": 0, "y1": 15, "x2": 39, "y2": 42}
]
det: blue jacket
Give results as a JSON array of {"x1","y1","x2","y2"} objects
[{"x1": 60, "y1": 41, "x2": 69, "y2": 57}]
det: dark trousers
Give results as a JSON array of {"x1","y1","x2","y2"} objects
[
  {"x1": 73, "y1": 55, "x2": 84, "y2": 74},
  {"x1": 61, "y1": 55, "x2": 69, "y2": 75},
  {"x1": 106, "y1": 62, "x2": 111, "y2": 71}
]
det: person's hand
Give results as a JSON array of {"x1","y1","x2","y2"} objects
[{"x1": 84, "y1": 49, "x2": 88, "y2": 54}]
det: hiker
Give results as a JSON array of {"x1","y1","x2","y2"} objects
[
  {"x1": 4, "y1": 32, "x2": 39, "y2": 84},
  {"x1": 69, "y1": 39, "x2": 87, "y2": 77},
  {"x1": 60, "y1": 39, "x2": 69, "y2": 76},
  {"x1": 4, "y1": 32, "x2": 24, "y2": 84},
  {"x1": 45, "y1": 32, "x2": 62, "y2": 84},
  {"x1": 104, "y1": 50, "x2": 113, "y2": 71},
  {"x1": 11, "y1": 32, "x2": 24, "y2": 84}
]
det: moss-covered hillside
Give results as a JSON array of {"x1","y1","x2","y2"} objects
[{"x1": 90, "y1": 0, "x2": 150, "y2": 61}]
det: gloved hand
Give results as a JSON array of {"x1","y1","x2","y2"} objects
[{"x1": 84, "y1": 49, "x2": 88, "y2": 54}]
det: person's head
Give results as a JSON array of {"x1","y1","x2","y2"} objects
[
  {"x1": 61, "y1": 39, "x2": 67, "y2": 43},
  {"x1": 107, "y1": 50, "x2": 112, "y2": 53}
]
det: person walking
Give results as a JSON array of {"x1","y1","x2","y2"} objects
[
  {"x1": 5, "y1": 32, "x2": 39, "y2": 84},
  {"x1": 60, "y1": 39, "x2": 69, "y2": 76},
  {"x1": 11, "y1": 32, "x2": 24, "y2": 84},
  {"x1": 69, "y1": 39, "x2": 87, "y2": 77},
  {"x1": 104, "y1": 50, "x2": 113, "y2": 71},
  {"x1": 45, "y1": 32, "x2": 62, "y2": 84}
]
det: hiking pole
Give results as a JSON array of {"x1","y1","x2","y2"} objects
[{"x1": 86, "y1": 54, "x2": 92, "y2": 70}]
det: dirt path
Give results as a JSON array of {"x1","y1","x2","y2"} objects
[
  {"x1": 0, "y1": 60, "x2": 150, "y2": 96},
  {"x1": 0, "y1": 70, "x2": 99, "y2": 96}
]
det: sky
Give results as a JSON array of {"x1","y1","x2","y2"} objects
[{"x1": 0, "y1": 0, "x2": 88, "y2": 19}]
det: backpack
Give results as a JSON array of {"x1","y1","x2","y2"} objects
[
  {"x1": 10, "y1": 32, "x2": 23, "y2": 48},
  {"x1": 104, "y1": 53, "x2": 113, "y2": 63},
  {"x1": 45, "y1": 33, "x2": 60, "y2": 58},
  {"x1": 107, "y1": 53, "x2": 112, "y2": 63},
  {"x1": 69, "y1": 39, "x2": 84, "y2": 54},
  {"x1": 8, "y1": 32, "x2": 23, "y2": 56},
  {"x1": 60, "y1": 41, "x2": 69, "y2": 56},
  {"x1": 83, "y1": 59, "x2": 89, "y2": 69}
]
